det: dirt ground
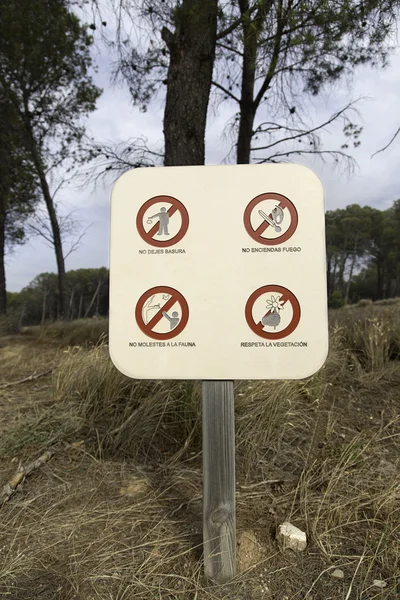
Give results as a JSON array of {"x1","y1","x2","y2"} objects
[{"x1": 0, "y1": 312, "x2": 399, "y2": 599}]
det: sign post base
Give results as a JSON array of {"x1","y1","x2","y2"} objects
[{"x1": 202, "y1": 380, "x2": 236, "y2": 583}]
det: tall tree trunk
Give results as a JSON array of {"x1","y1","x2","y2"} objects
[
  {"x1": 237, "y1": 0, "x2": 258, "y2": 165},
  {"x1": 0, "y1": 197, "x2": 7, "y2": 315},
  {"x1": 237, "y1": 0, "x2": 281, "y2": 164},
  {"x1": 23, "y1": 118, "x2": 67, "y2": 318},
  {"x1": 162, "y1": 0, "x2": 218, "y2": 166}
]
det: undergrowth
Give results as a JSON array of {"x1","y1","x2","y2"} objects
[{"x1": 0, "y1": 306, "x2": 398, "y2": 599}]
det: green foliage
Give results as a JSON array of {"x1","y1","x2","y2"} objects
[
  {"x1": 326, "y1": 201, "x2": 400, "y2": 304},
  {"x1": 0, "y1": 0, "x2": 102, "y2": 169},
  {"x1": 0, "y1": 96, "x2": 39, "y2": 249},
  {"x1": 329, "y1": 290, "x2": 345, "y2": 309},
  {"x1": 12, "y1": 267, "x2": 109, "y2": 325}
]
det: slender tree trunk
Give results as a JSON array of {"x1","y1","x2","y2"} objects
[
  {"x1": 41, "y1": 292, "x2": 47, "y2": 326},
  {"x1": 69, "y1": 288, "x2": 75, "y2": 321},
  {"x1": 0, "y1": 198, "x2": 7, "y2": 315},
  {"x1": 337, "y1": 250, "x2": 349, "y2": 294},
  {"x1": 326, "y1": 254, "x2": 332, "y2": 300},
  {"x1": 78, "y1": 293, "x2": 83, "y2": 319},
  {"x1": 344, "y1": 237, "x2": 359, "y2": 304},
  {"x1": 331, "y1": 255, "x2": 339, "y2": 295},
  {"x1": 95, "y1": 285, "x2": 100, "y2": 316},
  {"x1": 376, "y1": 261, "x2": 383, "y2": 300},
  {"x1": 18, "y1": 306, "x2": 25, "y2": 329},
  {"x1": 84, "y1": 280, "x2": 101, "y2": 319},
  {"x1": 24, "y1": 119, "x2": 67, "y2": 318},
  {"x1": 344, "y1": 254, "x2": 357, "y2": 304},
  {"x1": 162, "y1": 0, "x2": 218, "y2": 166}
]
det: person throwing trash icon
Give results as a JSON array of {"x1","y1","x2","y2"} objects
[
  {"x1": 147, "y1": 207, "x2": 170, "y2": 235},
  {"x1": 162, "y1": 311, "x2": 180, "y2": 330}
]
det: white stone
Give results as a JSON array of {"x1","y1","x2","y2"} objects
[
  {"x1": 276, "y1": 522, "x2": 307, "y2": 552},
  {"x1": 372, "y1": 580, "x2": 387, "y2": 589},
  {"x1": 331, "y1": 569, "x2": 345, "y2": 579}
]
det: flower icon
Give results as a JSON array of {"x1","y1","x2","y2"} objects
[{"x1": 266, "y1": 295, "x2": 284, "y2": 313}]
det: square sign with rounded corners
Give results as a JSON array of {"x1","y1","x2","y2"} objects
[{"x1": 109, "y1": 164, "x2": 328, "y2": 380}]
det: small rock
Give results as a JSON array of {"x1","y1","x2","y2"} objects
[
  {"x1": 372, "y1": 580, "x2": 387, "y2": 589},
  {"x1": 331, "y1": 569, "x2": 344, "y2": 579},
  {"x1": 276, "y1": 522, "x2": 307, "y2": 552},
  {"x1": 119, "y1": 477, "x2": 150, "y2": 497},
  {"x1": 237, "y1": 530, "x2": 261, "y2": 572}
]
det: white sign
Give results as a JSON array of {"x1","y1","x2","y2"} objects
[{"x1": 109, "y1": 164, "x2": 328, "y2": 380}]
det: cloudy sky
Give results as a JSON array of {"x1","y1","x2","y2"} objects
[{"x1": 6, "y1": 31, "x2": 400, "y2": 292}]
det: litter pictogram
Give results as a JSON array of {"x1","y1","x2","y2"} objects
[
  {"x1": 245, "y1": 285, "x2": 301, "y2": 340},
  {"x1": 243, "y1": 192, "x2": 298, "y2": 245},
  {"x1": 136, "y1": 195, "x2": 189, "y2": 247},
  {"x1": 135, "y1": 286, "x2": 189, "y2": 340}
]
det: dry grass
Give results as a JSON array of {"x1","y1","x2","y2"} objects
[
  {"x1": 0, "y1": 306, "x2": 399, "y2": 599},
  {"x1": 23, "y1": 318, "x2": 108, "y2": 347}
]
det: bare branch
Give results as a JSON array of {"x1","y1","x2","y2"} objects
[
  {"x1": 256, "y1": 149, "x2": 356, "y2": 173},
  {"x1": 212, "y1": 81, "x2": 240, "y2": 104},
  {"x1": 371, "y1": 126, "x2": 400, "y2": 158},
  {"x1": 251, "y1": 101, "x2": 360, "y2": 152},
  {"x1": 86, "y1": 137, "x2": 163, "y2": 183},
  {"x1": 216, "y1": 41, "x2": 244, "y2": 57},
  {"x1": 216, "y1": 5, "x2": 260, "y2": 41},
  {"x1": 64, "y1": 224, "x2": 92, "y2": 260}
]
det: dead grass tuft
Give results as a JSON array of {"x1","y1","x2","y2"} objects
[
  {"x1": 0, "y1": 304, "x2": 399, "y2": 599},
  {"x1": 23, "y1": 318, "x2": 108, "y2": 347}
]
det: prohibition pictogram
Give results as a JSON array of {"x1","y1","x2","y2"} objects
[
  {"x1": 136, "y1": 195, "x2": 189, "y2": 248},
  {"x1": 135, "y1": 286, "x2": 189, "y2": 340},
  {"x1": 245, "y1": 285, "x2": 301, "y2": 340},
  {"x1": 243, "y1": 192, "x2": 298, "y2": 246}
]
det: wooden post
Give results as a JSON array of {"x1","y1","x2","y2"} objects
[{"x1": 202, "y1": 381, "x2": 236, "y2": 583}]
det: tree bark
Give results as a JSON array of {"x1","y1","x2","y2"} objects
[
  {"x1": 0, "y1": 197, "x2": 7, "y2": 315},
  {"x1": 237, "y1": 0, "x2": 280, "y2": 164},
  {"x1": 237, "y1": 0, "x2": 258, "y2": 165},
  {"x1": 23, "y1": 119, "x2": 67, "y2": 319},
  {"x1": 162, "y1": 0, "x2": 218, "y2": 166}
]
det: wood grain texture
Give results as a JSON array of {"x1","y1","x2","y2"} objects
[{"x1": 202, "y1": 381, "x2": 236, "y2": 582}]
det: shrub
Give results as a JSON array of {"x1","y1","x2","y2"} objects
[{"x1": 329, "y1": 290, "x2": 345, "y2": 309}]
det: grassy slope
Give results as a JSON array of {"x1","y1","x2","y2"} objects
[{"x1": 0, "y1": 307, "x2": 399, "y2": 599}]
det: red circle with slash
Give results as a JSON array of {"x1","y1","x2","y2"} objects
[
  {"x1": 245, "y1": 285, "x2": 301, "y2": 340},
  {"x1": 136, "y1": 195, "x2": 189, "y2": 247},
  {"x1": 135, "y1": 286, "x2": 189, "y2": 340},
  {"x1": 243, "y1": 192, "x2": 298, "y2": 246}
]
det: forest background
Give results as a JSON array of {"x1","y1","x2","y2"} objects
[{"x1": 1, "y1": 0, "x2": 400, "y2": 325}]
